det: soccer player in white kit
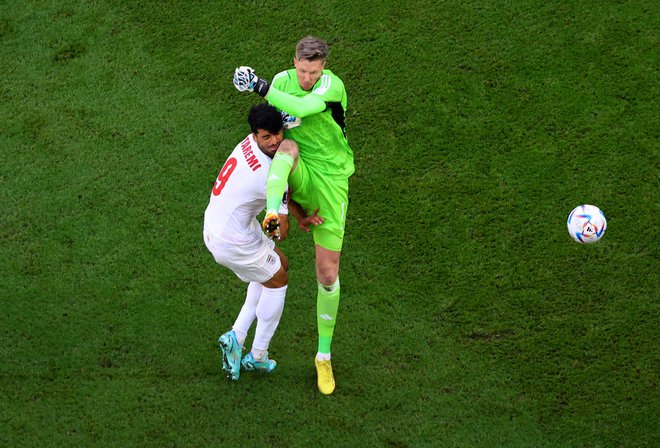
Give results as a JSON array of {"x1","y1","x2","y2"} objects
[{"x1": 203, "y1": 104, "x2": 295, "y2": 381}]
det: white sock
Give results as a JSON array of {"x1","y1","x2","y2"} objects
[
  {"x1": 232, "y1": 282, "x2": 263, "y2": 347},
  {"x1": 316, "y1": 352, "x2": 331, "y2": 361},
  {"x1": 251, "y1": 348, "x2": 268, "y2": 361},
  {"x1": 251, "y1": 285, "x2": 287, "y2": 353}
]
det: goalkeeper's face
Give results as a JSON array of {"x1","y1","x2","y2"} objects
[
  {"x1": 294, "y1": 58, "x2": 325, "y2": 91},
  {"x1": 253, "y1": 128, "x2": 284, "y2": 158}
]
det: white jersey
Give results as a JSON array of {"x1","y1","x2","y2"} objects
[{"x1": 204, "y1": 134, "x2": 286, "y2": 247}]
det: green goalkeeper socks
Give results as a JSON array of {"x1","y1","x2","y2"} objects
[
  {"x1": 317, "y1": 278, "x2": 340, "y2": 354},
  {"x1": 266, "y1": 152, "x2": 294, "y2": 212}
]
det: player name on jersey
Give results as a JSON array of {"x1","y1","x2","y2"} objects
[{"x1": 241, "y1": 136, "x2": 262, "y2": 171}]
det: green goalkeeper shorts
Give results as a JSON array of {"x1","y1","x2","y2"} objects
[{"x1": 289, "y1": 157, "x2": 349, "y2": 252}]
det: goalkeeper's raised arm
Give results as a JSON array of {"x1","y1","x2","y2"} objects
[{"x1": 233, "y1": 66, "x2": 339, "y2": 118}]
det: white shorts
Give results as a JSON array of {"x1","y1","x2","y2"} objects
[{"x1": 203, "y1": 229, "x2": 281, "y2": 284}]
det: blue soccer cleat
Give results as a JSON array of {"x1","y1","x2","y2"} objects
[
  {"x1": 241, "y1": 352, "x2": 277, "y2": 374},
  {"x1": 218, "y1": 331, "x2": 242, "y2": 381}
]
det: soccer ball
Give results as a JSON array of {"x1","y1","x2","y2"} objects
[{"x1": 567, "y1": 204, "x2": 607, "y2": 244}]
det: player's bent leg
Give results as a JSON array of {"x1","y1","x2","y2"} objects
[
  {"x1": 265, "y1": 139, "x2": 299, "y2": 214},
  {"x1": 253, "y1": 283, "x2": 287, "y2": 349},
  {"x1": 274, "y1": 245, "x2": 288, "y2": 272},
  {"x1": 232, "y1": 282, "x2": 262, "y2": 346},
  {"x1": 276, "y1": 139, "x2": 299, "y2": 165},
  {"x1": 241, "y1": 261, "x2": 287, "y2": 375},
  {"x1": 213, "y1": 232, "x2": 285, "y2": 381},
  {"x1": 262, "y1": 264, "x2": 287, "y2": 289},
  {"x1": 247, "y1": 282, "x2": 287, "y2": 374}
]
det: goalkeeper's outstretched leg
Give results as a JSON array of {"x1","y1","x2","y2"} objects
[{"x1": 264, "y1": 139, "x2": 300, "y2": 240}]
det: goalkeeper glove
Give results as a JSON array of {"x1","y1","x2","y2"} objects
[
  {"x1": 281, "y1": 112, "x2": 301, "y2": 130},
  {"x1": 233, "y1": 66, "x2": 270, "y2": 97}
]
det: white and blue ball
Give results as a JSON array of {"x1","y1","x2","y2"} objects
[{"x1": 567, "y1": 204, "x2": 607, "y2": 244}]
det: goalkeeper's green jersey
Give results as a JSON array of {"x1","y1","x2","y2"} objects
[{"x1": 267, "y1": 69, "x2": 354, "y2": 179}]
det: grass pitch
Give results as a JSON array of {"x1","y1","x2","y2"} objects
[{"x1": 1, "y1": 1, "x2": 657, "y2": 446}]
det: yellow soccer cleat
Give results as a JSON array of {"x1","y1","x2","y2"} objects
[
  {"x1": 262, "y1": 210, "x2": 280, "y2": 240},
  {"x1": 315, "y1": 358, "x2": 336, "y2": 395}
]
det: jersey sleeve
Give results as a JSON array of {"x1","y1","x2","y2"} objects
[
  {"x1": 266, "y1": 88, "x2": 325, "y2": 117},
  {"x1": 266, "y1": 73, "x2": 345, "y2": 118}
]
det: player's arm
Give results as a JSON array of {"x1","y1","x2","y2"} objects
[
  {"x1": 288, "y1": 200, "x2": 324, "y2": 233},
  {"x1": 278, "y1": 214, "x2": 290, "y2": 241},
  {"x1": 266, "y1": 87, "x2": 325, "y2": 118},
  {"x1": 233, "y1": 66, "x2": 329, "y2": 117}
]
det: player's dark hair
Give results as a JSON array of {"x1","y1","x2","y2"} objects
[{"x1": 247, "y1": 103, "x2": 282, "y2": 135}]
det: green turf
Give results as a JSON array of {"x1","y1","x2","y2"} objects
[{"x1": 1, "y1": 0, "x2": 658, "y2": 446}]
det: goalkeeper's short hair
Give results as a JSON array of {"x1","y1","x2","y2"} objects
[{"x1": 296, "y1": 36, "x2": 329, "y2": 62}]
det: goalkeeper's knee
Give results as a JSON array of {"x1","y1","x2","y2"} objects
[{"x1": 277, "y1": 139, "x2": 299, "y2": 158}]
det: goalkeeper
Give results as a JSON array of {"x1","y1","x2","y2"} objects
[{"x1": 233, "y1": 36, "x2": 354, "y2": 395}]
